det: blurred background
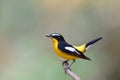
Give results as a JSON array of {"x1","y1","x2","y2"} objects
[{"x1": 0, "y1": 0, "x2": 120, "y2": 80}]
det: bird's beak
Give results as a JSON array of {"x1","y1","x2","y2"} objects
[{"x1": 46, "y1": 34, "x2": 51, "y2": 37}]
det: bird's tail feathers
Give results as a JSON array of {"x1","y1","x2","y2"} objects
[
  {"x1": 86, "y1": 37, "x2": 102, "y2": 50},
  {"x1": 74, "y1": 37, "x2": 102, "y2": 53}
]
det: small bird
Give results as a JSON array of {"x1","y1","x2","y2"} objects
[{"x1": 46, "y1": 33, "x2": 102, "y2": 68}]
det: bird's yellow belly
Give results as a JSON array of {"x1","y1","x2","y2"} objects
[
  {"x1": 51, "y1": 38, "x2": 79, "y2": 60},
  {"x1": 53, "y1": 46, "x2": 79, "y2": 60}
]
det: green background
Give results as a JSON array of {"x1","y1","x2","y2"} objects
[{"x1": 0, "y1": 0, "x2": 120, "y2": 80}]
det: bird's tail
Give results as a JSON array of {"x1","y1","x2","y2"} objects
[
  {"x1": 74, "y1": 37, "x2": 102, "y2": 53},
  {"x1": 79, "y1": 37, "x2": 102, "y2": 61},
  {"x1": 86, "y1": 37, "x2": 102, "y2": 49}
]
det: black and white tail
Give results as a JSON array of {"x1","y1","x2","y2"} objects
[{"x1": 86, "y1": 37, "x2": 102, "y2": 50}]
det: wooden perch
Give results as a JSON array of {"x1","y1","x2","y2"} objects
[{"x1": 63, "y1": 62, "x2": 80, "y2": 80}]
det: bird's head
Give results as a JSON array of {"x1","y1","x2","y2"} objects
[{"x1": 46, "y1": 33, "x2": 65, "y2": 41}]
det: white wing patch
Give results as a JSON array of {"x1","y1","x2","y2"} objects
[
  {"x1": 65, "y1": 47, "x2": 81, "y2": 55},
  {"x1": 65, "y1": 47, "x2": 76, "y2": 52}
]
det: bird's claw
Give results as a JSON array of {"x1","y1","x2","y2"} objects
[{"x1": 62, "y1": 61, "x2": 72, "y2": 74}]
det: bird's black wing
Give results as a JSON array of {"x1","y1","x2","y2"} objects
[{"x1": 58, "y1": 42, "x2": 91, "y2": 60}]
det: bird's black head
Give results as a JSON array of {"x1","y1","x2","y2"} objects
[{"x1": 46, "y1": 33, "x2": 65, "y2": 41}]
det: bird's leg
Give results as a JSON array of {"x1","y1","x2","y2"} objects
[
  {"x1": 62, "y1": 60, "x2": 68, "y2": 66},
  {"x1": 62, "y1": 60, "x2": 72, "y2": 73},
  {"x1": 68, "y1": 59, "x2": 75, "y2": 68}
]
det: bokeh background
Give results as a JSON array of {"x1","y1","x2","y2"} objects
[{"x1": 0, "y1": 0, "x2": 120, "y2": 80}]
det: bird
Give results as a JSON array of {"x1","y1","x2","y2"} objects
[{"x1": 46, "y1": 33, "x2": 102, "y2": 69}]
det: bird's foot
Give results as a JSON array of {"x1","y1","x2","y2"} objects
[{"x1": 62, "y1": 61, "x2": 72, "y2": 74}]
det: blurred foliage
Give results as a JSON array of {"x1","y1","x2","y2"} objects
[{"x1": 0, "y1": 0, "x2": 120, "y2": 80}]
